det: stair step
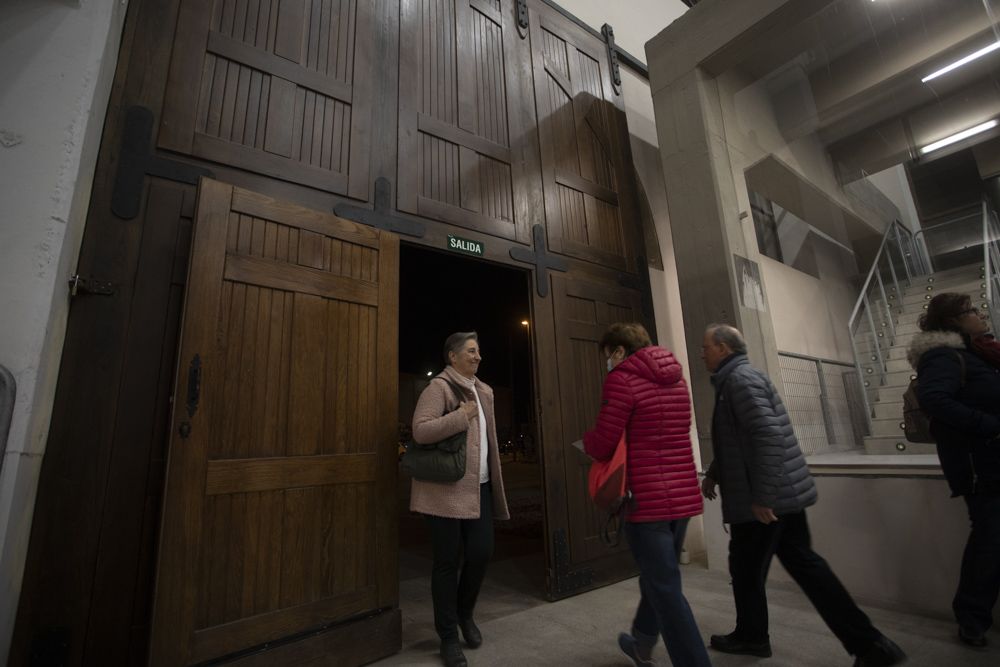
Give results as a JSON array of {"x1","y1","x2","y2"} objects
[
  {"x1": 874, "y1": 385, "x2": 909, "y2": 405},
  {"x1": 886, "y1": 358, "x2": 911, "y2": 372},
  {"x1": 871, "y1": 416, "x2": 906, "y2": 437},
  {"x1": 863, "y1": 435, "x2": 936, "y2": 455},
  {"x1": 873, "y1": 400, "x2": 904, "y2": 420}
]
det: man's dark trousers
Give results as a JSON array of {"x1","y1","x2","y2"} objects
[
  {"x1": 954, "y1": 491, "x2": 1000, "y2": 636},
  {"x1": 425, "y1": 482, "x2": 494, "y2": 643},
  {"x1": 728, "y1": 510, "x2": 880, "y2": 655}
]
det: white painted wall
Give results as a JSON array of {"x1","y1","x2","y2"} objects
[
  {"x1": 761, "y1": 247, "x2": 860, "y2": 363},
  {"x1": 0, "y1": 0, "x2": 128, "y2": 658}
]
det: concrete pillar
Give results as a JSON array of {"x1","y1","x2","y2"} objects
[{"x1": 647, "y1": 65, "x2": 784, "y2": 463}]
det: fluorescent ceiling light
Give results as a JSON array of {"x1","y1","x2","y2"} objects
[
  {"x1": 919, "y1": 120, "x2": 998, "y2": 155},
  {"x1": 922, "y1": 41, "x2": 1000, "y2": 82}
]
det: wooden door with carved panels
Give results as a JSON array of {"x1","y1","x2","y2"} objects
[
  {"x1": 159, "y1": 0, "x2": 374, "y2": 199},
  {"x1": 149, "y1": 179, "x2": 400, "y2": 665},
  {"x1": 528, "y1": 1, "x2": 641, "y2": 273},
  {"x1": 545, "y1": 274, "x2": 643, "y2": 596},
  {"x1": 397, "y1": 0, "x2": 538, "y2": 243}
]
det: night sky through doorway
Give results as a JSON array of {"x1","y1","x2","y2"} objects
[{"x1": 398, "y1": 243, "x2": 534, "y2": 434}]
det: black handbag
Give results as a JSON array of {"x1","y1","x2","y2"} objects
[{"x1": 401, "y1": 378, "x2": 468, "y2": 482}]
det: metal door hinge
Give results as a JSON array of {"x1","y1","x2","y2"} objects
[{"x1": 69, "y1": 274, "x2": 116, "y2": 297}]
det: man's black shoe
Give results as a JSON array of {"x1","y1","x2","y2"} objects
[
  {"x1": 459, "y1": 618, "x2": 483, "y2": 649},
  {"x1": 852, "y1": 634, "x2": 907, "y2": 666},
  {"x1": 958, "y1": 627, "x2": 988, "y2": 648},
  {"x1": 440, "y1": 641, "x2": 468, "y2": 667},
  {"x1": 709, "y1": 633, "x2": 772, "y2": 657}
]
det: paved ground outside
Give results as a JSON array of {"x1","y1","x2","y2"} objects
[{"x1": 373, "y1": 547, "x2": 998, "y2": 666}]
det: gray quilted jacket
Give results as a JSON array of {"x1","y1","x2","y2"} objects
[{"x1": 707, "y1": 354, "x2": 817, "y2": 524}]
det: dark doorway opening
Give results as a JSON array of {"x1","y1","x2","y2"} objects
[{"x1": 396, "y1": 243, "x2": 546, "y2": 623}]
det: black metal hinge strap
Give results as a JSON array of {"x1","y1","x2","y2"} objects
[
  {"x1": 602, "y1": 24, "x2": 622, "y2": 95},
  {"x1": 509, "y1": 224, "x2": 568, "y2": 298},
  {"x1": 112, "y1": 106, "x2": 213, "y2": 220},
  {"x1": 68, "y1": 274, "x2": 116, "y2": 297},
  {"x1": 334, "y1": 177, "x2": 426, "y2": 238}
]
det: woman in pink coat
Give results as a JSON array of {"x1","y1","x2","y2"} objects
[
  {"x1": 410, "y1": 331, "x2": 509, "y2": 667},
  {"x1": 583, "y1": 322, "x2": 710, "y2": 667}
]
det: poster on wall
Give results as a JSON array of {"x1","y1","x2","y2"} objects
[{"x1": 734, "y1": 254, "x2": 766, "y2": 312}]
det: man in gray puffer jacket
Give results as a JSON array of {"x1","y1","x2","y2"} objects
[{"x1": 700, "y1": 324, "x2": 905, "y2": 667}]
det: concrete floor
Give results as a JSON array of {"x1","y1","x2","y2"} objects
[{"x1": 373, "y1": 548, "x2": 998, "y2": 666}]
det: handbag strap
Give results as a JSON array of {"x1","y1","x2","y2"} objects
[
  {"x1": 600, "y1": 490, "x2": 634, "y2": 547},
  {"x1": 433, "y1": 376, "x2": 469, "y2": 413}
]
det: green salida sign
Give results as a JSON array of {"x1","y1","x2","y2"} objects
[{"x1": 447, "y1": 235, "x2": 484, "y2": 257}]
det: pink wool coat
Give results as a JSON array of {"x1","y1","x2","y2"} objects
[
  {"x1": 410, "y1": 365, "x2": 510, "y2": 520},
  {"x1": 583, "y1": 345, "x2": 703, "y2": 522}
]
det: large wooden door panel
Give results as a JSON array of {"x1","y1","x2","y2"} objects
[
  {"x1": 528, "y1": 3, "x2": 639, "y2": 272},
  {"x1": 160, "y1": 0, "x2": 374, "y2": 199},
  {"x1": 150, "y1": 178, "x2": 398, "y2": 665},
  {"x1": 549, "y1": 274, "x2": 641, "y2": 584},
  {"x1": 398, "y1": 0, "x2": 536, "y2": 242}
]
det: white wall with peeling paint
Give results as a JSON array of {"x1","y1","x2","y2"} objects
[{"x1": 0, "y1": 0, "x2": 128, "y2": 658}]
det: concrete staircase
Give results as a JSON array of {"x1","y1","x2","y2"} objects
[{"x1": 862, "y1": 263, "x2": 986, "y2": 454}]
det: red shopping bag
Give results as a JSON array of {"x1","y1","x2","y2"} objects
[{"x1": 588, "y1": 432, "x2": 628, "y2": 513}]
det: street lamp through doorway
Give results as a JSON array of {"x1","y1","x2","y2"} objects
[{"x1": 506, "y1": 319, "x2": 530, "y2": 460}]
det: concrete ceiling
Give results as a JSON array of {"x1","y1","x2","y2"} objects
[{"x1": 720, "y1": 0, "x2": 1000, "y2": 183}]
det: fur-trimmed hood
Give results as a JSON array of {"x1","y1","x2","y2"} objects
[{"x1": 906, "y1": 330, "x2": 965, "y2": 369}]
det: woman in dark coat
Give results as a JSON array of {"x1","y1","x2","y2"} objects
[
  {"x1": 583, "y1": 322, "x2": 710, "y2": 667},
  {"x1": 908, "y1": 292, "x2": 1000, "y2": 647}
]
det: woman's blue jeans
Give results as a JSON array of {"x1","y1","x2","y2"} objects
[{"x1": 624, "y1": 519, "x2": 711, "y2": 667}]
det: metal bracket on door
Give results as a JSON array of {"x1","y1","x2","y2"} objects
[
  {"x1": 68, "y1": 274, "x2": 116, "y2": 298},
  {"x1": 179, "y1": 354, "x2": 201, "y2": 439},
  {"x1": 601, "y1": 24, "x2": 622, "y2": 95},
  {"x1": 516, "y1": 0, "x2": 529, "y2": 38}
]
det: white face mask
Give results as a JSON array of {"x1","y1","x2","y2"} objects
[{"x1": 606, "y1": 356, "x2": 615, "y2": 372}]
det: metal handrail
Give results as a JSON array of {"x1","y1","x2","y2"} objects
[
  {"x1": 848, "y1": 203, "x2": 999, "y2": 443},
  {"x1": 847, "y1": 220, "x2": 915, "y2": 326},
  {"x1": 847, "y1": 219, "x2": 917, "y2": 436}
]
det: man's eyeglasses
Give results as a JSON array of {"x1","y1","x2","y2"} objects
[{"x1": 959, "y1": 307, "x2": 982, "y2": 316}]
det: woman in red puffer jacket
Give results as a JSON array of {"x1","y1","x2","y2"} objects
[{"x1": 584, "y1": 322, "x2": 710, "y2": 667}]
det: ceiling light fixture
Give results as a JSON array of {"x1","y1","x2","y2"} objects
[
  {"x1": 919, "y1": 119, "x2": 998, "y2": 155},
  {"x1": 922, "y1": 41, "x2": 1000, "y2": 82}
]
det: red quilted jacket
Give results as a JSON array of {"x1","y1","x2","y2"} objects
[{"x1": 583, "y1": 346, "x2": 703, "y2": 522}]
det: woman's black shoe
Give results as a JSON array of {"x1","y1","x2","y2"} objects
[
  {"x1": 459, "y1": 618, "x2": 483, "y2": 648},
  {"x1": 709, "y1": 632, "x2": 772, "y2": 657},
  {"x1": 440, "y1": 641, "x2": 468, "y2": 667}
]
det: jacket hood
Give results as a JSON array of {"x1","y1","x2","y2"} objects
[
  {"x1": 616, "y1": 345, "x2": 683, "y2": 386},
  {"x1": 906, "y1": 330, "x2": 965, "y2": 369}
]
